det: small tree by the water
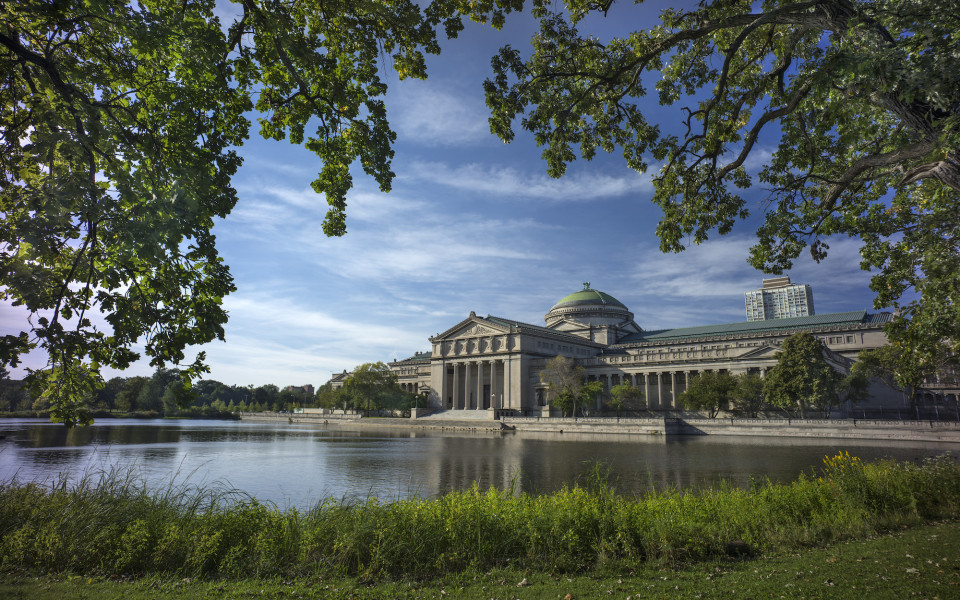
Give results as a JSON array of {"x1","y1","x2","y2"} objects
[
  {"x1": 764, "y1": 333, "x2": 843, "y2": 418},
  {"x1": 608, "y1": 383, "x2": 644, "y2": 416},
  {"x1": 731, "y1": 373, "x2": 765, "y2": 417},
  {"x1": 679, "y1": 372, "x2": 737, "y2": 418}
]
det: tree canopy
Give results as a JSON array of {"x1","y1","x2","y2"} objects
[
  {"x1": 485, "y1": 0, "x2": 960, "y2": 375},
  {"x1": 337, "y1": 361, "x2": 416, "y2": 413},
  {"x1": 678, "y1": 371, "x2": 737, "y2": 418},
  {"x1": 5, "y1": 0, "x2": 958, "y2": 425},
  {"x1": 0, "y1": 0, "x2": 521, "y2": 425},
  {"x1": 540, "y1": 355, "x2": 591, "y2": 416},
  {"x1": 763, "y1": 332, "x2": 845, "y2": 417},
  {"x1": 730, "y1": 372, "x2": 765, "y2": 418},
  {"x1": 852, "y1": 343, "x2": 956, "y2": 408},
  {"x1": 607, "y1": 382, "x2": 643, "y2": 415}
]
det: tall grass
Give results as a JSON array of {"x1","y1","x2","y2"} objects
[{"x1": 1, "y1": 453, "x2": 958, "y2": 580}]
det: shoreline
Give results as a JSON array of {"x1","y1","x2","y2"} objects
[{"x1": 240, "y1": 412, "x2": 960, "y2": 443}]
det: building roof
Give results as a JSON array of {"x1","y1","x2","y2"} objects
[
  {"x1": 550, "y1": 283, "x2": 626, "y2": 310},
  {"x1": 485, "y1": 315, "x2": 605, "y2": 346},
  {"x1": 391, "y1": 351, "x2": 431, "y2": 364},
  {"x1": 619, "y1": 310, "x2": 891, "y2": 343}
]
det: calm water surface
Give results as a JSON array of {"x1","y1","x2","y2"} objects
[{"x1": 0, "y1": 418, "x2": 955, "y2": 507}]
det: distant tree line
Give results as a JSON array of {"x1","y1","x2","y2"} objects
[
  {"x1": 0, "y1": 366, "x2": 319, "y2": 420},
  {"x1": 1, "y1": 360, "x2": 425, "y2": 422}
]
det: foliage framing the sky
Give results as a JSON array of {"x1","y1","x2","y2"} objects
[
  {"x1": 0, "y1": 0, "x2": 522, "y2": 425},
  {"x1": 2, "y1": 0, "x2": 958, "y2": 424},
  {"x1": 485, "y1": 0, "x2": 960, "y2": 369}
]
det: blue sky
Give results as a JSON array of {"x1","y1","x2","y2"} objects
[{"x1": 3, "y1": 2, "x2": 880, "y2": 388}]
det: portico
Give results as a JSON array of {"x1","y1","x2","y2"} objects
[{"x1": 440, "y1": 358, "x2": 513, "y2": 410}]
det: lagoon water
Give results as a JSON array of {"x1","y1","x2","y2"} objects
[{"x1": 0, "y1": 418, "x2": 955, "y2": 508}]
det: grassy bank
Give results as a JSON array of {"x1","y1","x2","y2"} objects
[
  {"x1": 1, "y1": 454, "x2": 959, "y2": 582},
  {"x1": 3, "y1": 519, "x2": 960, "y2": 599}
]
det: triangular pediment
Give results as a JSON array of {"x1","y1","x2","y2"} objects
[
  {"x1": 734, "y1": 344, "x2": 780, "y2": 359},
  {"x1": 548, "y1": 317, "x2": 591, "y2": 330},
  {"x1": 433, "y1": 315, "x2": 511, "y2": 340}
]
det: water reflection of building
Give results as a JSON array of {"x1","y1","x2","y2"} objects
[
  {"x1": 329, "y1": 284, "x2": 958, "y2": 416},
  {"x1": 412, "y1": 431, "x2": 679, "y2": 496}
]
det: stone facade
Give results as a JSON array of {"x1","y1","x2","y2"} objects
[{"x1": 368, "y1": 283, "x2": 951, "y2": 417}]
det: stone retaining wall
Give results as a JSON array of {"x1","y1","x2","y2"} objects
[
  {"x1": 501, "y1": 417, "x2": 666, "y2": 435},
  {"x1": 671, "y1": 418, "x2": 960, "y2": 442},
  {"x1": 239, "y1": 413, "x2": 960, "y2": 442},
  {"x1": 242, "y1": 412, "x2": 361, "y2": 424}
]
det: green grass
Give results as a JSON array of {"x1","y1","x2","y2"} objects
[
  {"x1": 1, "y1": 454, "x2": 959, "y2": 582},
  {"x1": 2, "y1": 520, "x2": 960, "y2": 599}
]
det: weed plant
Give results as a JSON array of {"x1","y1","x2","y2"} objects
[{"x1": 1, "y1": 453, "x2": 958, "y2": 580}]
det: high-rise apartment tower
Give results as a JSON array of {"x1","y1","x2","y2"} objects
[{"x1": 744, "y1": 276, "x2": 815, "y2": 321}]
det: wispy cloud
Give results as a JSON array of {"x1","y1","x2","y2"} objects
[
  {"x1": 227, "y1": 175, "x2": 557, "y2": 286},
  {"x1": 390, "y1": 82, "x2": 491, "y2": 146},
  {"x1": 404, "y1": 161, "x2": 653, "y2": 201},
  {"x1": 623, "y1": 234, "x2": 878, "y2": 328},
  {"x1": 191, "y1": 290, "x2": 434, "y2": 385},
  {"x1": 296, "y1": 213, "x2": 550, "y2": 283}
]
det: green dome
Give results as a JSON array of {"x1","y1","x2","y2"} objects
[{"x1": 552, "y1": 284, "x2": 626, "y2": 310}]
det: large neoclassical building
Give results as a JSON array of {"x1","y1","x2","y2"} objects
[{"x1": 372, "y1": 283, "x2": 915, "y2": 417}]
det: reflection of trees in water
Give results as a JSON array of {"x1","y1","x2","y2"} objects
[
  {"x1": 2, "y1": 421, "x2": 956, "y2": 504},
  {"x1": 7, "y1": 420, "x2": 332, "y2": 449}
]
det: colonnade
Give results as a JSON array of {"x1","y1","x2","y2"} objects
[
  {"x1": 399, "y1": 382, "x2": 419, "y2": 394},
  {"x1": 586, "y1": 367, "x2": 770, "y2": 410},
  {"x1": 441, "y1": 358, "x2": 512, "y2": 410}
]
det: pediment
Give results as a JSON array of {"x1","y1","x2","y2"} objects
[
  {"x1": 434, "y1": 316, "x2": 510, "y2": 340},
  {"x1": 734, "y1": 344, "x2": 779, "y2": 359}
]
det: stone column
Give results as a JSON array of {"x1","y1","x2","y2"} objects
[
  {"x1": 505, "y1": 356, "x2": 512, "y2": 409},
  {"x1": 476, "y1": 361, "x2": 484, "y2": 410},
  {"x1": 490, "y1": 360, "x2": 498, "y2": 409},
  {"x1": 440, "y1": 361, "x2": 449, "y2": 409},
  {"x1": 657, "y1": 372, "x2": 664, "y2": 410},
  {"x1": 643, "y1": 373, "x2": 651, "y2": 410},
  {"x1": 465, "y1": 361, "x2": 473, "y2": 410},
  {"x1": 453, "y1": 363, "x2": 461, "y2": 410},
  {"x1": 670, "y1": 372, "x2": 677, "y2": 409}
]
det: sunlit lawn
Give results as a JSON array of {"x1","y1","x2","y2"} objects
[{"x1": 3, "y1": 519, "x2": 958, "y2": 599}]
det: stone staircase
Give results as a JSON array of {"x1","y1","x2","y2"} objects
[{"x1": 415, "y1": 409, "x2": 496, "y2": 421}]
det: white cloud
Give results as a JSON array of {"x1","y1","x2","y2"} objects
[
  {"x1": 404, "y1": 161, "x2": 653, "y2": 201},
  {"x1": 391, "y1": 82, "x2": 490, "y2": 146},
  {"x1": 629, "y1": 236, "x2": 760, "y2": 299},
  {"x1": 191, "y1": 289, "x2": 437, "y2": 385},
  {"x1": 227, "y1": 175, "x2": 558, "y2": 285},
  {"x1": 297, "y1": 212, "x2": 550, "y2": 284},
  {"x1": 623, "y1": 234, "x2": 878, "y2": 328}
]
